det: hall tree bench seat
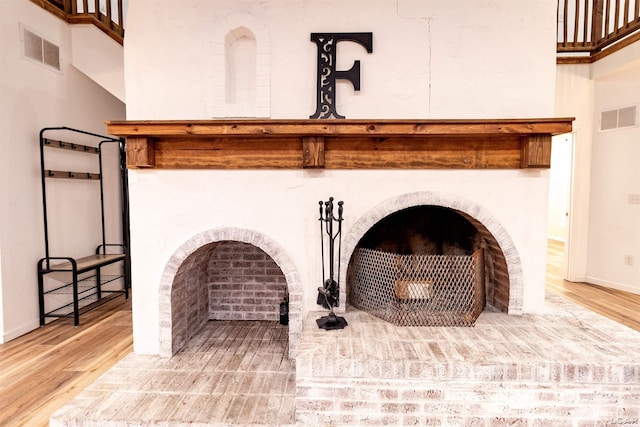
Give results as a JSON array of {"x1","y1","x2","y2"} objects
[
  {"x1": 47, "y1": 253, "x2": 125, "y2": 273},
  {"x1": 37, "y1": 246, "x2": 130, "y2": 326},
  {"x1": 37, "y1": 126, "x2": 131, "y2": 327}
]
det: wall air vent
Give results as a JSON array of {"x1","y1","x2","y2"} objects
[
  {"x1": 618, "y1": 106, "x2": 637, "y2": 128},
  {"x1": 600, "y1": 105, "x2": 637, "y2": 131},
  {"x1": 22, "y1": 26, "x2": 60, "y2": 71}
]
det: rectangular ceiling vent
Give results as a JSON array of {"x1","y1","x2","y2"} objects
[
  {"x1": 600, "y1": 105, "x2": 637, "y2": 131},
  {"x1": 22, "y1": 25, "x2": 60, "y2": 71}
]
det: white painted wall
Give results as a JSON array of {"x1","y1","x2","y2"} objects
[
  {"x1": 587, "y1": 62, "x2": 640, "y2": 294},
  {"x1": 125, "y1": 0, "x2": 557, "y2": 120},
  {"x1": 71, "y1": 24, "x2": 125, "y2": 102},
  {"x1": 555, "y1": 44, "x2": 640, "y2": 295},
  {"x1": 0, "y1": 0, "x2": 125, "y2": 343},
  {"x1": 123, "y1": 0, "x2": 558, "y2": 354}
]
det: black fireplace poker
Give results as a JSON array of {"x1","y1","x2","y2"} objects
[{"x1": 316, "y1": 197, "x2": 348, "y2": 330}]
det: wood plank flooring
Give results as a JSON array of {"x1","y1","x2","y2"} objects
[
  {"x1": 0, "y1": 296, "x2": 132, "y2": 427},
  {"x1": 546, "y1": 239, "x2": 640, "y2": 332},
  {"x1": 0, "y1": 242, "x2": 639, "y2": 426}
]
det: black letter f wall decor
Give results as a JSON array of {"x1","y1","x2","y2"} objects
[{"x1": 310, "y1": 32, "x2": 373, "y2": 119}]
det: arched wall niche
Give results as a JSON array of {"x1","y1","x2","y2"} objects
[
  {"x1": 225, "y1": 26, "x2": 257, "y2": 114},
  {"x1": 209, "y1": 13, "x2": 271, "y2": 118}
]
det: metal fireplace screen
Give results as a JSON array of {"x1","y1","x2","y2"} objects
[{"x1": 348, "y1": 248, "x2": 485, "y2": 326}]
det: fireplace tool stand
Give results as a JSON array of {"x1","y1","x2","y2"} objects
[{"x1": 316, "y1": 197, "x2": 348, "y2": 330}]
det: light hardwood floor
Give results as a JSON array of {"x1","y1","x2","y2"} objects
[
  {"x1": 546, "y1": 239, "x2": 640, "y2": 332},
  {"x1": 1, "y1": 242, "x2": 639, "y2": 426},
  {"x1": 0, "y1": 296, "x2": 132, "y2": 426}
]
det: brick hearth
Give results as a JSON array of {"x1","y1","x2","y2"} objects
[
  {"x1": 296, "y1": 300, "x2": 640, "y2": 425},
  {"x1": 51, "y1": 293, "x2": 640, "y2": 426}
]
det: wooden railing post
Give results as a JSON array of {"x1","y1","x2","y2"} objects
[
  {"x1": 106, "y1": 0, "x2": 113, "y2": 24},
  {"x1": 591, "y1": 0, "x2": 605, "y2": 47},
  {"x1": 560, "y1": 0, "x2": 568, "y2": 47},
  {"x1": 117, "y1": 1, "x2": 123, "y2": 30}
]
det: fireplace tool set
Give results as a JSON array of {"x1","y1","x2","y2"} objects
[{"x1": 316, "y1": 197, "x2": 348, "y2": 330}]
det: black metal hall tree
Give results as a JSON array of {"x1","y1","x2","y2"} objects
[{"x1": 37, "y1": 126, "x2": 131, "y2": 326}]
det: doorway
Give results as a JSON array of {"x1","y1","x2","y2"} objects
[{"x1": 548, "y1": 132, "x2": 574, "y2": 277}]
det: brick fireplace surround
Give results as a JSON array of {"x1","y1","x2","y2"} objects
[
  {"x1": 112, "y1": 117, "x2": 572, "y2": 356},
  {"x1": 50, "y1": 118, "x2": 640, "y2": 425}
]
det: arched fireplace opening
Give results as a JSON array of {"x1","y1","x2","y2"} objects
[
  {"x1": 356, "y1": 206, "x2": 479, "y2": 256},
  {"x1": 164, "y1": 235, "x2": 295, "y2": 357},
  {"x1": 347, "y1": 205, "x2": 510, "y2": 326}
]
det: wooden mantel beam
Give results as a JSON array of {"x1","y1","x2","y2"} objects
[
  {"x1": 105, "y1": 118, "x2": 573, "y2": 170},
  {"x1": 107, "y1": 118, "x2": 573, "y2": 138}
]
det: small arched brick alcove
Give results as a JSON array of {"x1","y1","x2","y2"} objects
[{"x1": 158, "y1": 228, "x2": 303, "y2": 358}]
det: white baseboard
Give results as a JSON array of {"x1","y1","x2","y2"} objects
[
  {"x1": 585, "y1": 276, "x2": 640, "y2": 296},
  {"x1": 565, "y1": 275, "x2": 588, "y2": 283},
  {"x1": 2, "y1": 319, "x2": 40, "y2": 343}
]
